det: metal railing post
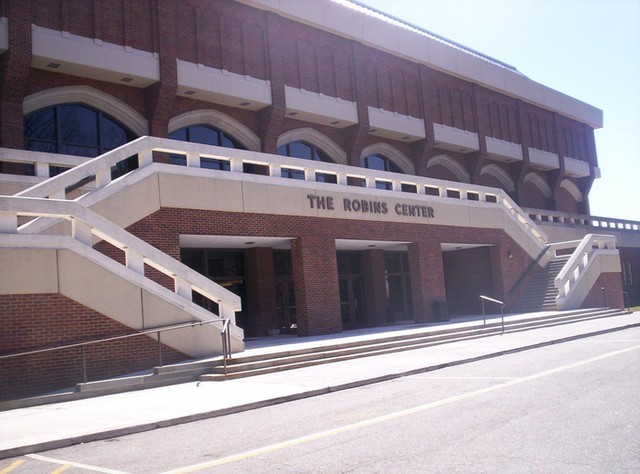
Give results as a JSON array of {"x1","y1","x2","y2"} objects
[
  {"x1": 81, "y1": 345, "x2": 87, "y2": 383},
  {"x1": 482, "y1": 299, "x2": 486, "y2": 326},
  {"x1": 157, "y1": 331, "x2": 163, "y2": 367},
  {"x1": 479, "y1": 295, "x2": 506, "y2": 334},
  {"x1": 1, "y1": 318, "x2": 231, "y2": 388}
]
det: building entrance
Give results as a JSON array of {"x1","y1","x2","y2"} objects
[
  {"x1": 337, "y1": 251, "x2": 365, "y2": 328},
  {"x1": 384, "y1": 252, "x2": 413, "y2": 323},
  {"x1": 180, "y1": 248, "x2": 248, "y2": 328},
  {"x1": 274, "y1": 250, "x2": 296, "y2": 333},
  {"x1": 339, "y1": 276, "x2": 364, "y2": 328}
]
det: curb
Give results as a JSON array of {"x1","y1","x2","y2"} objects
[{"x1": 1, "y1": 321, "x2": 638, "y2": 460}]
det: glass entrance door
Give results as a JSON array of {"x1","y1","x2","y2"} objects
[
  {"x1": 275, "y1": 278, "x2": 296, "y2": 334},
  {"x1": 339, "y1": 276, "x2": 364, "y2": 328}
]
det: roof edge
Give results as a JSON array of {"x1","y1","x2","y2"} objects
[{"x1": 236, "y1": 0, "x2": 603, "y2": 129}]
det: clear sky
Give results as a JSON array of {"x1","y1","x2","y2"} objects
[{"x1": 359, "y1": 0, "x2": 640, "y2": 222}]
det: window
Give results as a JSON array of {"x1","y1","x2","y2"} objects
[
  {"x1": 169, "y1": 124, "x2": 245, "y2": 170},
  {"x1": 277, "y1": 141, "x2": 333, "y2": 163},
  {"x1": 360, "y1": 154, "x2": 402, "y2": 190},
  {"x1": 24, "y1": 103, "x2": 136, "y2": 175},
  {"x1": 278, "y1": 141, "x2": 335, "y2": 182}
]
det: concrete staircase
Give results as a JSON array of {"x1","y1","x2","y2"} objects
[
  {"x1": 511, "y1": 256, "x2": 569, "y2": 312},
  {"x1": 1, "y1": 307, "x2": 628, "y2": 411},
  {"x1": 199, "y1": 307, "x2": 623, "y2": 381}
]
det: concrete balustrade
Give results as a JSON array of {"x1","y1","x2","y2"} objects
[
  {"x1": 0, "y1": 196, "x2": 241, "y2": 325},
  {"x1": 524, "y1": 207, "x2": 640, "y2": 234},
  {"x1": 6, "y1": 136, "x2": 546, "y2": 248},
  {"x1": 553, "y1": 234, "x2": 620, "y2": 310}
]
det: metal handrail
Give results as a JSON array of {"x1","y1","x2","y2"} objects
[
  {"x1": 601, "y1": 287, "x2": 631, "y2": 313},
  {"x1": 480, "y1": 295, "x2": 505, "y2": 334},
  {"x1": 0, "y1": 318, "x2": 231, "y2": 384},
  {"x1": 220, "y1": 318, "x2": 232, "y2": 375},
  {"x1": 508, "y1": 245, "x2": 550, "y2": 296}
]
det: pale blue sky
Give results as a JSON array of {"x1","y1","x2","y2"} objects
[{"x1": 359, "y1": 0, "x2": 640, "y2": 221}]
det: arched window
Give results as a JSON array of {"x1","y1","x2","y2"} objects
[
  {"x1": 360, "y1": 154, "x2": 402, "y2": 190},
  {"x1": 24, "y1": 103, "x2": 136, "y2": 175},
  {"x1": 277, "y1": 141, "x2": 333, "y2": 162},
  {"x1": 169, "y1": 124, "x2": 246, "y2": 170},
  {"x1": 278, "y1": 140, "x2": 336, "y2": 182},
  {"x1": 361, "y1": 154, "x2": 402, "y2": 173}
]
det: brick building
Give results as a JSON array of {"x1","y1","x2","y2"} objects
[{"x1": 0, "y1": 0, "x2": 637, "y2": 399}]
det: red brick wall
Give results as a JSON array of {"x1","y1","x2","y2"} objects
[
  {"x1": 580, "y1": 272, "x2": 625, "y2": 309},
  {"x1": 0, "y1": 0, "x2": 597, "y2": 213},
  {"x1": 245, "y1": 247, "x2": 278, "y2": 337},
  {"x1": 0, "y1": 293, "x2": 186, "y2": 401},
  {"x1": 619, "y1": 247, "x2": 640, "y2": 306},
  {"x1": 443, "y1": 247, "x2": 495, "y2": 315}
]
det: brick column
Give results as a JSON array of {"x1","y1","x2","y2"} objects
[
  {"x1": 291, "y1": 236, "x2": 341, "y2": 336},
  {"x1": 407, "y1": 241, "x2": 447, "y2": 322},
  {"x1": 245, "y1": 247, "x2": 277, "y2": 337},
  {"x1": 0, "y1": 0, "x2": 32, "y2": 157},
  {"x1": 361, "y1": 249, "x2": 388, "y2": 326},
  {"x1": 258, "y1": 12, "x2": 286, "y2": 154},
  {"x1": 145, "y1": 0, "x2": 177, "y2": 142}
]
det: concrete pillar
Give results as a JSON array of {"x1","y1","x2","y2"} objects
[{"x1": 291, "y1": 237, "x2": 341, "y2": 336}]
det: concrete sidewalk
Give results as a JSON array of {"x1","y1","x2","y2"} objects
[{"x1": 1, "y1": 311, "x2": 638, "y2": 459}]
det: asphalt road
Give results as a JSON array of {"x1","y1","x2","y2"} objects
[{"x1": 3, "y1": 327, "x2": 640, "y2": 473}]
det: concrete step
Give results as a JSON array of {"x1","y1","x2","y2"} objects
[
  {"x1": 3, "y1": 308, "x2": 627, "y2": 410},
  {"x1": 200, "y1": 308, "x2": 627, "y2": 381}
]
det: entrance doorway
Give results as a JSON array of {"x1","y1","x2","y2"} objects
[
  {"x1": 180, "y1": 248, "x2": 248, "y2": 328},
  {"x1": 339, "y1": 276, "x2": 364, "y2": 328},
  {"x1": 384, "y1": 252, "x2": 413, "y2": 323},
  {"x1": 337, "y1": 252, "x2": 365, "y2": 328},
  {"x1": 274, "y1": 250, "x2": 296, "y2": 334}
]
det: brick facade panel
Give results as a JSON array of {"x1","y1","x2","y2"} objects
[{"x1": 0, "y1": 293, "x2": 186, "y2": 401}]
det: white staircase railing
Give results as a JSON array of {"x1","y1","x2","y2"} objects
[
  {"x1": 0, "y1": 195, "x2": 241, "y2": 324},
  {"x1": 5, "y1": 136, "x2": 547, "y2": 249},
  {"x1": 553, "y1": 234, "x2": 620, "y2": 310}
]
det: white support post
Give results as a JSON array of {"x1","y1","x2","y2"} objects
[
  {"x1": 417, "y1": 184, "x2": 426, "y2": 195},
  {"x1": 219, "y1": 302, "x2": 237, "y2": 326},
  {"x1": 271, "y1": 163, "x2": 282, "y2": 177},
  {"x1": 392, "y1": 180, "x2": 402, "y2": 192},
  {"x1": 35, "y1": 162, "x2": 49, "y2": 177},
  {"x1": 95, "y1": 167, "x2": 112, "y2": 188},
  {"x1": 439, "y1": 186, "x2": 447, "y2": 197},
  {"x1": 0, "y1": 212, "x2": 18, "y2": 234},
  {"x1": 71, "y1": 218, "x2": 93, "y2": 246},
  {"x1": 304, "y1": 168, "x2": 314, "y2": 181},
  {"x1": 230, "y1": 158, "x2": 243, "y2": 173},
  {"x1": 138, "y1": 148, "x2": 153, "y2": 167},
  {"x1": 337, "y1": 173, "x2": 348, "y2": 185},
  {"x1": 365, "y1": 176, "x2": 376, "y2": 189},
  {"x1": 186, "y1": 152, "x2": 200, "y2": 168},
  {"x1": 125, "y1": 248, "x2": 145, "y2": 275},
  {"x1": 174, "y1": 277, "x2": 192, "y2": 301}
]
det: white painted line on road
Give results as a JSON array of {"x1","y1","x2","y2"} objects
[
  {"x1": 27, "y1": 454, "x2": 129, "y2": 474},
  {"x1": 162, "y1": 343, "x2": 640, "y2": 473},
  {"x1": 407, "y1": 376, "x2": 520, "y2": 380}
]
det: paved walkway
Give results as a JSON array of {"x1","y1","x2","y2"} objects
[{"x1": 1, "y1": 311, "x2": 638, "y2": 459}]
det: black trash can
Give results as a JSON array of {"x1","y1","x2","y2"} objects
[{"x1": 434, "y1": 301, "x2": 449, "y2": 322}]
